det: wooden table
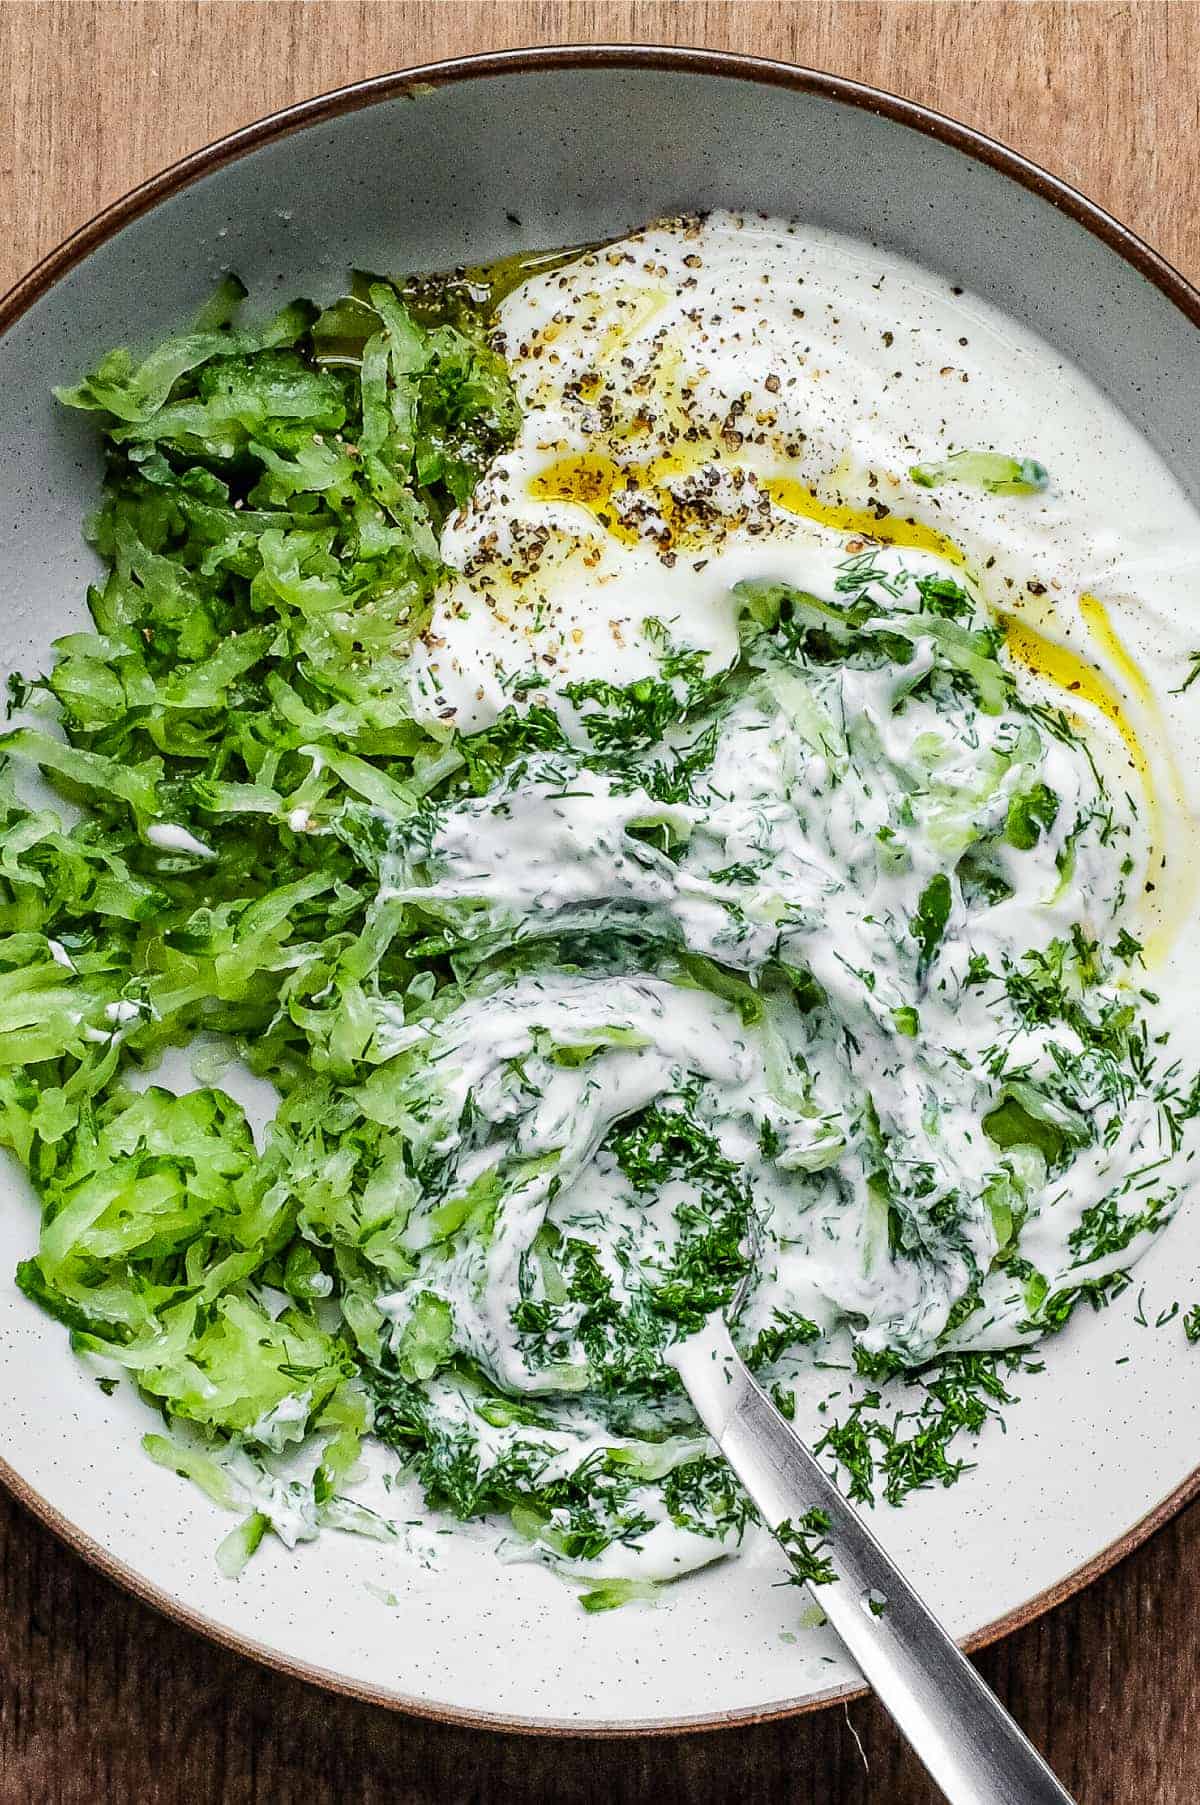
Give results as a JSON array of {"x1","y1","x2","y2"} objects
[{"x1": 1, "y1": 5, "x2": 1197, "y2": 1801}]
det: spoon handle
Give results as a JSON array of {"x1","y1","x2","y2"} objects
[{"x1": 675, "y1": 1321, "x2": 1075, "y2": 1805}]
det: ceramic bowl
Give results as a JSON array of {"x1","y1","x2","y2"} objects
[{"x1": 2, "y1": 46, "x2": 1199, "y2": 1733}]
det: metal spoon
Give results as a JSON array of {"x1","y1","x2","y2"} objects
[{"x1": 671, "y1": 1288, "x2": 1075, "y2": 1803}]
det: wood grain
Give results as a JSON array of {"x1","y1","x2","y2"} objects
[{"x1": 1, "y1": 4, "x2": 1198, "y2": 1802}]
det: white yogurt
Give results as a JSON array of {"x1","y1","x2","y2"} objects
[{"x1": 380, "y1": 213, "x2": 1200, "y2": 1582}]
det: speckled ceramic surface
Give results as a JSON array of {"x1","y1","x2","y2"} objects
[{"x1": 1, "y1": 48, "x2": 1199, "y2": 1732}]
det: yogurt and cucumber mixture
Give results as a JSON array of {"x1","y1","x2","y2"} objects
[{"x1": 5, "y1": 213, "x2": 1200, "y2": 1603}]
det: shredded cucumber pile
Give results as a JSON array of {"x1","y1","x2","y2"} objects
[{"x1": 1, "y1": 264, "x2": 1194, "y2": 1601}]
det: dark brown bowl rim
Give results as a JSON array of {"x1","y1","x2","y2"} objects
[{"x1": 2, "y1": 41, "x2": 1198, "y2": 1740}]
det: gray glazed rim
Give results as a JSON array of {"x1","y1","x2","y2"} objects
[
  {"x1": 4, "y1": 44, "x2": 1199, "y2": 334},
  {"x1": 1, "y1": 42, "x2": 1199, "y2": 1738}
]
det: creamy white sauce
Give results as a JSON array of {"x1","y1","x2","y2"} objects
[
  {"x1": 378, "y1": 213, "x2": 1200, "y2": 1583},
  {"x1": 146, "y1": 822, "x2": 217, "y2": 859},
  {"x1": 410, "y1": 215, "x2": 1200, "y2": 741}
]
